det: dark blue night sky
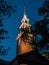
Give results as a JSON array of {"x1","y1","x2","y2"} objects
[{"x1": 0, "y1": 0, "x2": 45, "y2": 61}]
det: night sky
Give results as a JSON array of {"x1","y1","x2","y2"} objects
[{"x1": 0, "y1": 0, "x2": 45, "y2": 61}]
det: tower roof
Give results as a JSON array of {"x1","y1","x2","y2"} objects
[
  {"x1": 21, "y1": 7, "x2": 29, "y2": 23},
  {"x1": 23, "y1": 7, "x2": 27, "y2": 19}
]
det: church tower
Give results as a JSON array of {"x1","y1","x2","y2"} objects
[
  {"x1": 16, "y1": 8, "x2": 34, "y2": 55},
  {"x1": 15, "y1": 7, "x2": 48, "y2": 65}
]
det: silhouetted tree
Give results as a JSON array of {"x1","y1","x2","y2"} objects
[
  {"x1": 0, "y1": 0, "x2": 16, "y2": 55},
  {"x1": 0, "y1": 0, "x2": 16, "y2": 42},
  {"x1": 33, "y1": 0, "x2": 49, "y2": 60},
  {"x1": 0, "y1": 46, "x2": 10, "y2": 55}
]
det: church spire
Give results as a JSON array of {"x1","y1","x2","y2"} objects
[
  {"x1": 19, "y1": 6, "x2": 31, "y2": 29},
  {"x1": 21, "y1": 6, "x2": 29, "y2": 23},
  {"x1": 24, "y1": 6, "x2": 27, "y2": 18},
  {"x1": 24, "y1": 6, "x2": 26, "y2": 15},
  {"x1": 16, "y1": 7, "x2": 32, "y2": 40}
]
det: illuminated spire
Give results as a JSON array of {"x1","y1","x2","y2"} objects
[
  {"x1": 23, "y1": 6, "x2": 27, "y2": 19},
  {"x1": 17, "y1": 6, "x2": 32, "y2": 40},
  {"x1": 21, "y1": 6, "x2": 29, "y2": 23},
  {"x1": 19, "y1": 6, "x2": 31, "y2": 29}
]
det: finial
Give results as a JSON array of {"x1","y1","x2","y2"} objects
[
  {"x1": 24, "y1": 5, "x2": 26, "y2": 15},
  {"x1": 23, "y1": 5, "x2": 27, "y2": 19},
  {"x1": 21, "y1": 4, "x2": 29, "y2": 23}
]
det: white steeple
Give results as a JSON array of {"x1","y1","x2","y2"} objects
[
  {"x1": 19, "y1": 7, "x2": 31, "y2": 29},
  {"x1": 16, "y1": 7, "x2": 32, "y2": 40},
  {"x1": 21, "y1": 7, "x2": 29, "y2": 23}
]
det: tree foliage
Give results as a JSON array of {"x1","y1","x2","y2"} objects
[
  {"x1": 0, "y1": 0, "x2": 16, "y2": 42},
  {"x1": 0, "y1": 0, "x2": 16, "y2": 55},
  {"x1": 33, "y1": 0, "x2": 49, "y2": 59},
  {"x1": 0, "y1": 46, "x2": 10, "y2": 55}
]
